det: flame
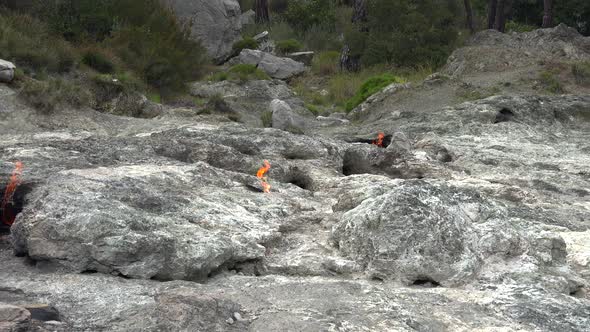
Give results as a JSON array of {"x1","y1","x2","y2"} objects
[
  {"x1": 256, "y1": 160, "x2": 271, "y2": 193},
  {"x1": 372, "y1": 132, "x2": 385, "y2": 147},
  {"x1": 1, "y1": 161, "x2": 24, "y2": 226}
]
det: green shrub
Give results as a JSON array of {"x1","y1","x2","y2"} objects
[
  {"x1": 345, "y1": 73, "x2": 404, "y2": 112},
  {"x1": 285, "y1": 0, "x2": 336, "y2": 32},
  {"x1": 227, "y1": 64, "x2": 270, "y2": 81},
  {"x1": 306, "y1": 103, "x2": 320, "y2": 116},
  {"x1": 19, "y1": 77, "x2": 92, "y2": 112},
  {"x1": 312, "y1": 51, "x2": 340, "y2": 76},
  {"x1": 231, "y1": 37, "x2": 259, "y2": 56},
  {"x1": 209, "y1": 71, "x2": 229, "y2": 82},
  {"x1": 81, "y1": 48, "x2": 116, "y2": 73},
  {"x1": 572, "y1": 62, "x2": 590, "y2": 86},
  {"x1": 276, "y1": 39, "x2": 302, "y2": 55},
  {"x1": 0, "y1": 12, "x2": 76, "y2": 73},
  {"x1": 505, "y1": 20, "x2": 537, "y2": 33},
  {"x1": 302, "y1": 24, "x2": 342, "y2": 52},
  {"x1": 539, "y1": 71, "x2": 565, "y2": 94},
  {"x1": 261, "y1": 110, "x2": 273, "y2": 127}
]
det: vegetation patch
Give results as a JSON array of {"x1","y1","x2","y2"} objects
[
  {"x1": 81, "y1": 48, "x2": 117, "y2": 74},
  {"x1": 19, "y1": 77, "x2": 92, "y2": 113},
  {"x1": 312, "y1": 51, "x2": 340, "y2": 76},
  {"x1": 276, "y1": 39, "x2": 303, "y2": 55},
  {"x1": 261, "y1": 110, "x2": 273, "y2": 128},
  {"x1": 232, "y1": 37, "x2": 259, "y2": 56},
  {"x1": 227, "y1": 64, "x2": 270, "y2": 81},
  {"x1": 572, "y1": 61, "x2": 590, "y2": 86},
  {"x1": 539, "y1": 71, "x2": 565, "y2": 94},
  {"x1": 345, "y1": 74, "x2": 405, "y2": 112}
]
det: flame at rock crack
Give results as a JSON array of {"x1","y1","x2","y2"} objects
[
  {"x1": 1, "y1": 161, "x2": 24, "y2": 226},
  {"x1": 256, "y1": 160, "x2": 271, "y2": 193},
  {"x1": 372, "y1": 132, "x2": 385, "y2": 147}
]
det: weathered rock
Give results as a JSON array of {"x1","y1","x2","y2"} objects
[
  {"x1": 163, "y1": 0, "x2": 242, "y2": 63},
  {"x1": 240, "y1": 9, "x2": 255, "y2": 26},
  {"x1": 0, "y1": 303, "x2": 31, "y2": 332},
  {"x1": 286, "y1": 51, "x2": 314, "y2": 66},
  {"x1": 270, "y1": 99, "x2": 306, "y2": 133},
  {"x1": 229, "y1": 49, "x2": 306, "y2": 80},
  {"x1": 0, "y1": 59, "x2": 16, "y2": 83}
]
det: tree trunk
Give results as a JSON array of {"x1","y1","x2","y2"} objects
[
  {"x1": 464, "y1": 0, "x2": 475, "y2": 33},
  {"x1": 487, "y1": 0, "x2": 497, "y2": 29},
  {"x1": 340, "y1": 0, "x2": 367, "y2": 72},
  {"x1": 493, "y1": 0, "x2": 506, "y2": 32},
  {"x1": 255, "y1": 0, "x2": 269, "y2": 24},
  {"x1": 542, "y1": 0, "x2": 553, "y2": 28}
]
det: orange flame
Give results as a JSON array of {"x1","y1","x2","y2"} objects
[
  {"x1": 1, "y1": 161, "x2": 24, "y2": 226},
  {"x1": 372, "y1": 132, "x2": 385, "y2": 147},
  {"x1": 256, "y1": 160, "x2": 271, "y2": 193}
]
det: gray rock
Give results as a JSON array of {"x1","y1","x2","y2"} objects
[
  {"x1": 230, "y1": 49, "x2": 306, "y2": 80},
  {"x1": 286, "y1": 51, "x2": 314, "y2": 66},
  {"x1": 240, "y1": 9, "x2": 255, "y2": 26},
  {"x1": 0, "y1": 303, "x2": 31, "y2": 332},
  {"x1": 252, "y1": 31, "x2": 269, "y2": 43},
  {"x1": 0, "y1": 59, "x2": 16, "y2": 83},
  {"x1": 270, "y1": 99, "x2": 306, "y2": 133},
  {"x1": 163, "y1": 0, "x2": 242, "y2": 63}
]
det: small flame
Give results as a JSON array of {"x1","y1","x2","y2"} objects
[
  {"x1": 256, "y1": 160, "x2": 271, "y2": 193},
  {"x1": 1, "y1": 161, "x2": 24, "y2": 226},
  {"x1": 372, "y1": 132, "x2": 385, "y2": 147}
]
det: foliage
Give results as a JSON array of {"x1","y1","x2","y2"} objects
[
  {"x1": 226, "y1": 64, "x2": 270, "y2": 81},
  {"x1": 0, "y1": 11, "x2": 76, "y2": 73},
  {"x1": 275, "y1": 39, "x2": 303, "y2": 54},
  {"x1": 345, "y1": 73, "x2": 405, "y2": 112},
  {"x1": 284, "y1": 0, "x2": 336, "y2": 32},
  {"x1": 306, "y1": 103, "x2": 320, "y2": 116},
  {"x1": 349, "y1": 0, "x2": 461, "y2": 68},
  {"x1": 81, "y1": 48, "x2": 116, "y2": 73},
  {"x1": 572, "y1": 61, "x2": 590, "y2": 86},
  {"x1": 312, "y1": 51, "x2": 340, "y2": 76},
  {"x1": 261, "y1": 110, "x2": 273, "y2": 127},
  {"x1": 232, "y1": 37, "x2": 259, "y2": 56},
  {"x1": 19, "y1": 77, "x2": 92, "y2": 112},
  {"x1": 505, "y1": 20, "x2": 537, "y2": 33},
  {"x1": 539, "y1": 71, "x2": 565, "y2": 94}
]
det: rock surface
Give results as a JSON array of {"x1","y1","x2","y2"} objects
[
  {"x1": 0, "y1": 59, "x2": 16, "y2": 83},
  {"x1": 229, "y1": 49, "x2": 306, "y2": 79},
  {"x1": 0, "y1": 26, "x2": 589, "y2": 331},
  {"x1": 163, "y1": 0, "x2": 242, "y2": 63}
]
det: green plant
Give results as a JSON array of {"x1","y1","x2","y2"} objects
[
  {"x1": 505, "y1": 20, "x2": 537, "y2": 33},
  {"x1": 345, "y1": 73, "x2": 404, "y2": 112},
  {"x1": 276, "y1": 39, "x2": 303, "y2": 55},
  {"x1": 312, "y1": 51, "x2": 340, "y2": 76},
  {"x1": 19, "y1": 77, "x2": 92, "y2": 113},
  {"x1": 81, "y1": 48, "x2": 116, "y2": 73},
  {"x1": 306, "y1": 103, "x2": 320, "y2": 116},
  {"x1": 539, "y1": 71, "x2": 565, "y2": 94},
  {"x1": 572, "y1": 61, "x2": 590, "y2": 86},
  {"x1": 231, "y1": 37, "x2": 259, "y2": 56},
  {"x1": 261, "y1": 110, "x2": 273, "y2": 127},
  {"x1": 285, "y1": 0, "x2": 336, "y2": 33},
  {"x1": 227, "y1": 64, "x2": 270, "y2": 81}
]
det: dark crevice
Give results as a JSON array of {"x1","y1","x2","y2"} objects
[
  {"x1": 494, "y1": 108, "x2": 515, "y2": 123},
  {"x1": 411, "y1": 277, "x2": 441, "y2": 288},
  {"x1": 0, "y1": 182, "x2": 34, "y2": 234},
  {"x1": 287, "y1": 168, "x2": 313, "y2": 190},
  {"x1": 346, "y1": 134, "x2": 393, "y2": 148}
]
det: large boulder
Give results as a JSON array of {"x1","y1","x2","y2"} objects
[
  {"x1": 0, "y1": 303, "x2": 31, "y2": 332},
  {"x1": 0, "y1": 59, "x2": 16, "y2": 83},
  {"x1": 229, "y1": 49, "x2": 306, "y2": 80},
  {"x1": 163, "y1": 0, "x2": 242, "y2": 63},
  {"x1": 270, "y1": 99, "x2": 306, "y2": 133}
]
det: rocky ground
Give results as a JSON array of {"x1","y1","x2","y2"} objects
[{"x1": 0, "y1": 26, "x2": 589, "y2": 331}]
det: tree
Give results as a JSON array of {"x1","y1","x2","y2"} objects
[
  {"x1": 487, "y1": 0, "x2": 497, "y2": 29},
  {"x1": 464, "y1": 0, "x2": 475, "y2": 33},
  {"x1": 340, "y1": 0, "x2": 367, "y2": 72},
  {"x1": 493, "y1": 0, "x2": 506, "y2": 32},
  {"x1": 542, "y1": 0, "x2": 553, "y2": 28},
  {"x1": 255, "y1": 0, "x2": 269, "y2": 24}
]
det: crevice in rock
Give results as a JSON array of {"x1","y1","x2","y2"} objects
[
  {"x1": 494, "y1": 108, "x2": 515, "y2": 123},
  {"x1": 342, "y1": 151, "x2": 372, "y2": 176},
  {"x1": 286, "y1": 168, "x2": 313, "y2": 190},
  {"x1": 347, "y1": 134, "x2": 393, "y2": 148},
  {"x1": 411, "y1": 277, "x2": 441, "y2": 288},
  {"x1": 0, "y1": 182, "x2": 34, "y2": 234},
  {"x1": 569, "y1": 287, "x2": 586, "y2": 298}
]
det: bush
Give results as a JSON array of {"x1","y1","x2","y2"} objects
[
  {"x1": 276, "y1": 39, "x2": 302, "y2": 55},
  {"x1": 306, "y1": 103, "x2": 320, "y2": 116},
  {"x1": 261, "y1": 110, "x2": 273, "y2": 127},
  {"x1": 572, "y1": 61, "x2": 590, "y2": 86},
  {"x1": 19, "y1": 77, "x2": 92, "y2": 112},
  {"x1": 345, "y1": 73, "x2": 404, "y2": 112},
  {"x1": 0, "y1": 11, "x2": 76, "y2": 73},
  {"x1": 284, "y1": 0, "x2": 336, "y2": 32},
  {"x1": 539, "y1": 71, "x2": 565, "y2": 94},
  {"x1": 313, "y1": 51, "x2": 340, "y2": 76},
  {"x1": 505, "y1": 20, "x2": 537, "y2": 33},
  {"x1": 232, "y1": 37, "x2": 259, "y2": 56},
  {"x1": 227, "y1": 64, "x2": 270, "y2": 81},
  {"x1": 81, "y1": 48, "x2": 116, "y2": 73}
]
